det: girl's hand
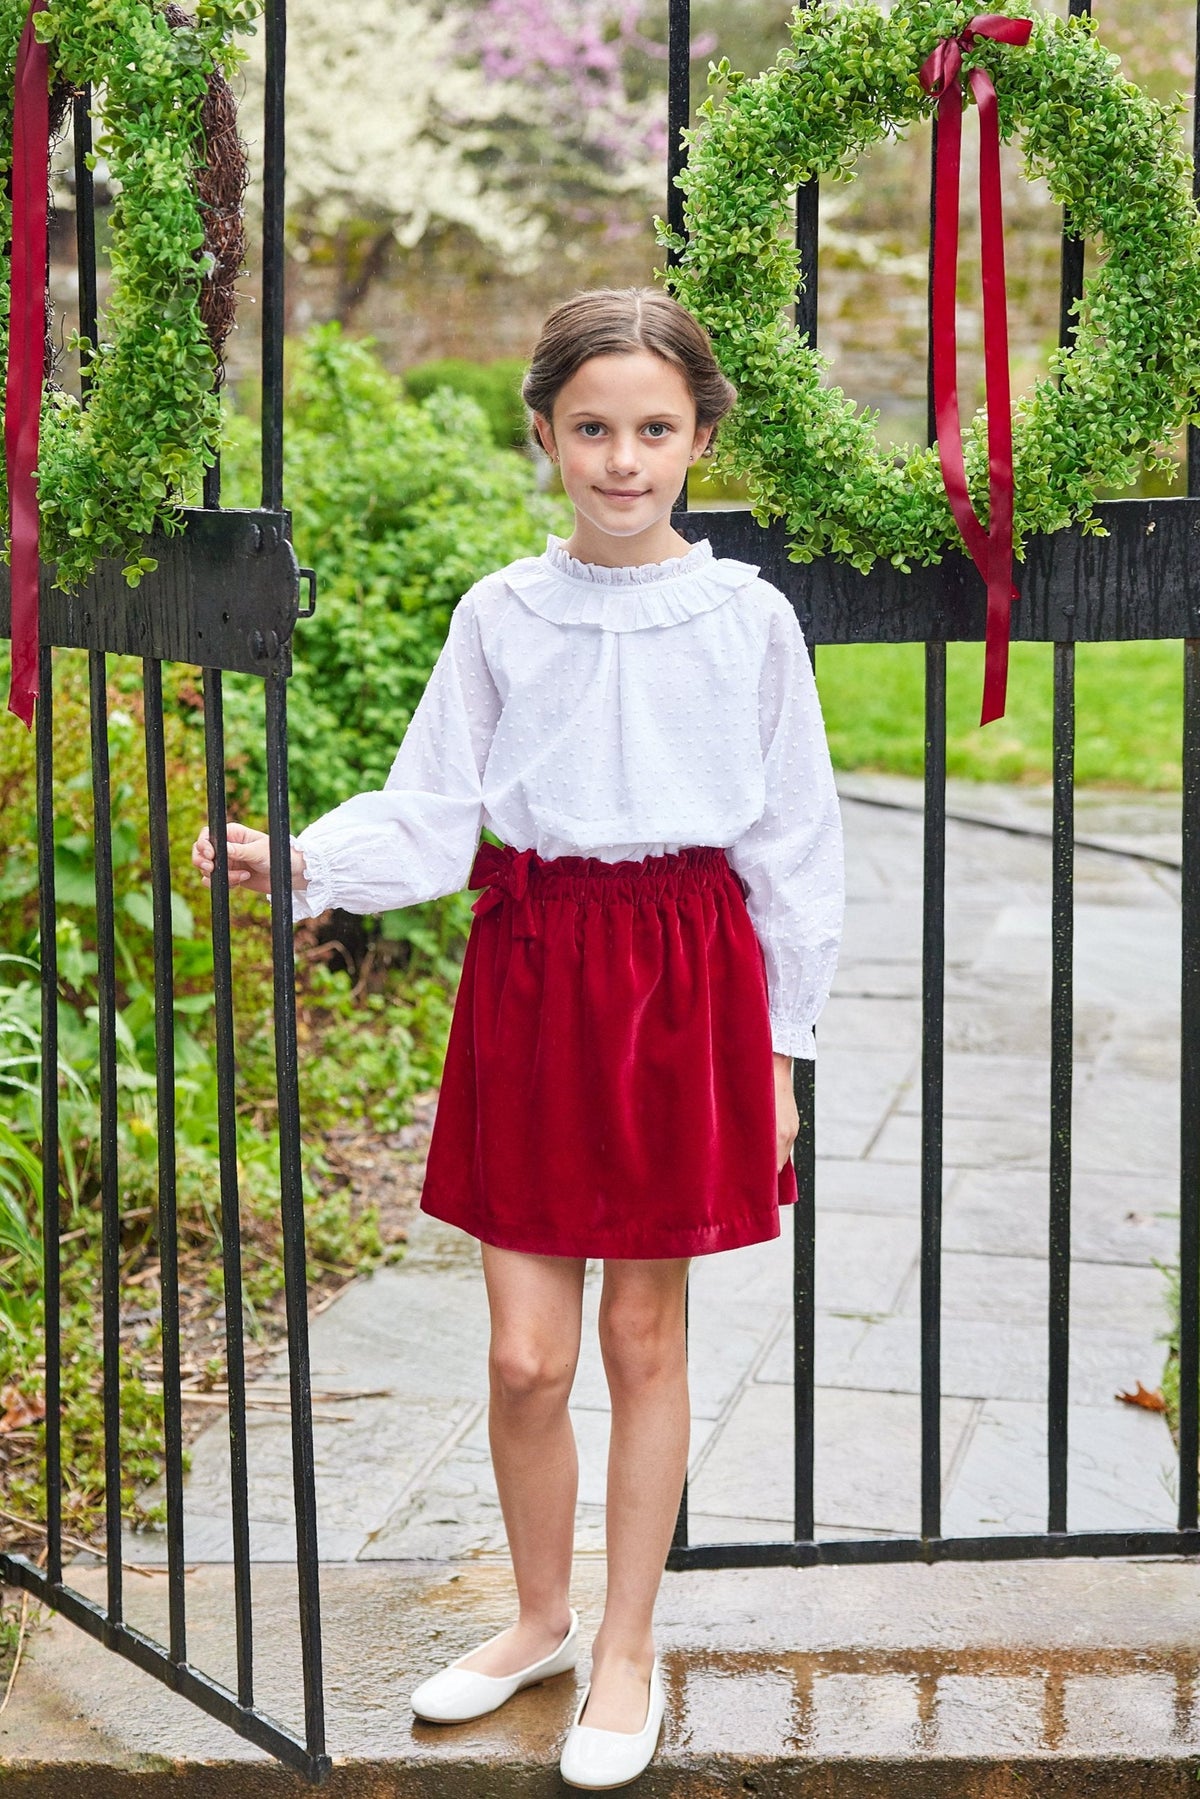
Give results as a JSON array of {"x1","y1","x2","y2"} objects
[
  {"x1": 191, "y1": 821, "x2": 308, "y2": 896},
  {"x1": 773, "y1": 1052, "x2": 798, "y2": 1173}
]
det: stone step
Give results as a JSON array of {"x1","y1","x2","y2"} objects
[{"x1": 5, "y1": 1558, "x2": 1200, "y2": 1795}]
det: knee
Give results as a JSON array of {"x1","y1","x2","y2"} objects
[
  {"x1": 489, "y1": 1336, "x2": 574, "y2": 1408},
  {"x1": 598, "y1": 1296, "x2": 685, "y2": 1393}
]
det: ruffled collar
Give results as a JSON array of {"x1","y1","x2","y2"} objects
[{"x1": 503, "y1": 534, "x2": 760, "y2": 631}]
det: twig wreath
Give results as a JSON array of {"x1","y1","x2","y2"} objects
[
  {"x1": 661, "y1": 0, "x2": 1200, "y2": 711},
  {"x1": 1, "y1": 0, "x2": 256, "y2": 721}
]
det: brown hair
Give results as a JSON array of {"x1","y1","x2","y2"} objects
[{"x1": 522, "y1": 287, "x2": 737, "y2": 441}]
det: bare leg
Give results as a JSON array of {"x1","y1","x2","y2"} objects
[
  {"x1": 581, "y1": 1256, "x2": 691, "y2": 1730},
  {"x1": 458, "y1": 1243, "x2": 587, "y2": 1676}
]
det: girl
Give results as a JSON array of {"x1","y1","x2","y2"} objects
[{"x1": 192, "y1": 287, "x2": 843, "y2": 1789}]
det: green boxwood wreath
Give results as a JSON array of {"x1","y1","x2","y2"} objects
[
  {"x1": 661, "y1": 0, "x2": 1200, "y2": 573},
  {"x1": 0, "y1": 0, "x2": 258, "y2": 591}
]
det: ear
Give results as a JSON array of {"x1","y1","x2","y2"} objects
[
  {"x1": 691, "y1": 422, "x2": 716, "y2": 461},
  {"x1": 532, "y1": 412, "x2": 557, "y2": 461}
]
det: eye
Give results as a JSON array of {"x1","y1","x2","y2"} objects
[
  {"x1": 643, "y1": 422, "x2": 671, "y2": 438},
  {"x1": 578, "y1": 422, "x2": 605, "y2": 437}
]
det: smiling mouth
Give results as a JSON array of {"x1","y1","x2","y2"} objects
[{"x1": 599, "y1": 488, "x2": 650, "y2": 498}]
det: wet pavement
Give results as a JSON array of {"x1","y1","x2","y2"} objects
[{"x1": 7, "y1": 1558, "x2": 1200, "y2": 1788}]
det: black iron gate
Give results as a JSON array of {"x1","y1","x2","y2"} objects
[
  {"x1": 0, "y1": 0, "x2": 332, "y2": 1779},
  {"x1": 665, "y1": 0, "x2": 1200, "y2": 1572},
  {"x1": 2, "y1": 0, "x2": 1200, "y2": 1783}
]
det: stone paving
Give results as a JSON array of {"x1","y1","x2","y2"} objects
[{"x1": 120, "y1": 772, "x2": 1183, "y2": 1570}]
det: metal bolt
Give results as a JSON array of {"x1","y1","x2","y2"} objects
[{"x1": 248, "y1": 628, "x2": 280, "y2": 659}]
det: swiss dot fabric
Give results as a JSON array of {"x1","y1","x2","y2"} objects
[{"x1": 291, "y1": 534, "x2": 844, "y2": 1056}]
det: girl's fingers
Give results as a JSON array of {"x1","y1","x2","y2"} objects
[{"x1": 192, "y1": 820, "x2": 269, "y2": 893}]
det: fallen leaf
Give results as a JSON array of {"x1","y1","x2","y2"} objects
[
  {"x1": 0, "y1": 1385, "x2": 46, "y2": 1433},
  {"x1": 1115, "y1": 1382, "x2": 1168, "y2": 1413}
]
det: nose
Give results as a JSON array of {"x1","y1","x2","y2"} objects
[{"x1": 605, "y1": 434, "x2": 641, "y2": 474}]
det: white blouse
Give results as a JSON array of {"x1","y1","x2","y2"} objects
[{"x1": 291, "y1": 534, "x2": 844, "y2": 1057}]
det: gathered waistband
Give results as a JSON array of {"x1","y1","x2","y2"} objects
[{"x1": 468, "y1": 842, "x2": 737, "y2": 936}]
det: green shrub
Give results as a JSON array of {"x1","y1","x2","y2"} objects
[
  {"x1": 220, "y1": 325, "x2": 568, "y2": 825},
  {"x1": 403, "y1": 356, "x2": 530, "y2": 451}
]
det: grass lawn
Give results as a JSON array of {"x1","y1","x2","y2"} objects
[{"x1": 816, "y1": 639, "x2": 1185, "y2": 789}]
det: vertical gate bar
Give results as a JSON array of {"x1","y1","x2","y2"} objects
[
  {"x1": 1178, "y1": 0, "x2": 1200, "y2": 1535},
  {"x1": 920, "y1": 641, "x2": 946, "y2": 1542},
  {"x1": 1058, "y1": 234, "x2": 1084, "y2": 356},
  {"x1": 1045, "y1": 0, "x2": 1089, "y2": 1535},
  {"x1": 88, "y1": 651, "x2": 122, "y2": 1622},
  {"x1": 665, "y1": 0, "x2": 689, "y2": 260},
  {"x1": 1191, "y1": 0, "x2": 1200, "y2": 494},
  {"x1": 260, "y1": 0, "x2": 286, "y2": 511},
  {"x1": 790, "y1": 13, "x2": 819, "y2": 1541},
  {"x1": 793, "y1": 1053, "x2": 816, "y2": 1543},
  {"x1": 36, "y1": 643, "x2": 63, "y2": 1585},
  {"x1": 1181, "y1": 639, "x2": 1200, "y2": 1529},
  {"x1": 72, "y1": 89, "x2": 98, "y2": 392},
  {"x1": 202, "y1": 457, "x2": 221, "y2": 510},
  {"x1": 263, "y1": 671, "x2": 326, "y2": 1759},
  {"x1": 667, "y1": 0, "x2": 690, "y2": 1559},
  {"x1": 794, "y1": 0, "x2": 817, "y2": 340},
  {"x1": 1047, "y1": 51, "x2": 1086, "y2": 1527},
  {"x1": 1048, "y1": 645, "x2": 1075, "y2": 1533},
  {"x1": 919, "y1": 116, "x2": 945, "y2": 1544},
  {"x1": 1057, "y1": 0, "x2": 1090, "y2": 312},
  {"x1": 671, "y1": 1277, "x2": 690, "y2": 1551},
  {"x1": 202, "y1": 668, "x2": 255, "y2": 1704},
  {"x1": 142, "y1": 659, "x2": 187, "y2": 1663},
  {"x1": 794, "y1": 180, "x2": 818, "y2": 344}
]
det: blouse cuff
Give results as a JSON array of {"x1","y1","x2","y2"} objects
[
  {"x1": 291, "y1": 833, "x2": 334, "y2": 921},
  {"x1": 770, "y1": 1015, "x2": 817, "y2": 1060}
]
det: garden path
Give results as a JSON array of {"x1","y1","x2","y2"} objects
[{"x1": 120, "y1": 772, "x2": 1182, "y2": 1568}]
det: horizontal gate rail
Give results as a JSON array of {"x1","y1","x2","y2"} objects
[
  {"x1": 667, "y1": 1528, "x2": 1200, "y2": 1572},
  {"x1": 678, "y1": 500, "x2": 1200, "y2": 644},
  {"x1": 0, "y1": 508, "x2": 299, "y2": 673}
]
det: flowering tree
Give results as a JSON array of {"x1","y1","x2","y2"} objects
[
  {"x1": 453, "y1": 0, "x2": 676, "y2": 227},
  {"x1": 238, "y1": 0, "x2": 696, "y2": 318}
]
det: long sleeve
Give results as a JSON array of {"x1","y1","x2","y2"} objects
[
  {"x1": 726, "y1": 594, "x2": 844, "y2": 1058},
  {"x1": 290, "y1": 593, "x2": 500, "y2": 920}
]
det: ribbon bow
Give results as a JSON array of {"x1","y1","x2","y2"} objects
[
  {"x1": 920, "y1": 13, "x2": 1033, "y2": 726},
  {"x1": 5, "y1": 0, "x2": 48, "y2": 728},
  {"x1": 469, "y1": 843, "x2": 539, "y2": 938}
]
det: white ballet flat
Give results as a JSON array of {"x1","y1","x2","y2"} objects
[
  {"x1": 409, "y1": 1608, "x2": 579, "y2": 1723},
  {"x1": 559, "y1": 1655, "x2": 665, "y2": 1790}
]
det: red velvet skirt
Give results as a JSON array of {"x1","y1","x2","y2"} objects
[{"x1": 419, "y1": 842, "x2": 798, "y2": 1259}]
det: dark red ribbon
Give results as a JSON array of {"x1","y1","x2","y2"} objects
[
  {"x1": 5, "y1": 0, "x2": 48, "y2": 729},
  {"x1": 920, "y1": 14, "x2": 1032, "y2": 726},
  {"x1": 469, "y1": 843, "x2": 539, "y2": 937}
]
